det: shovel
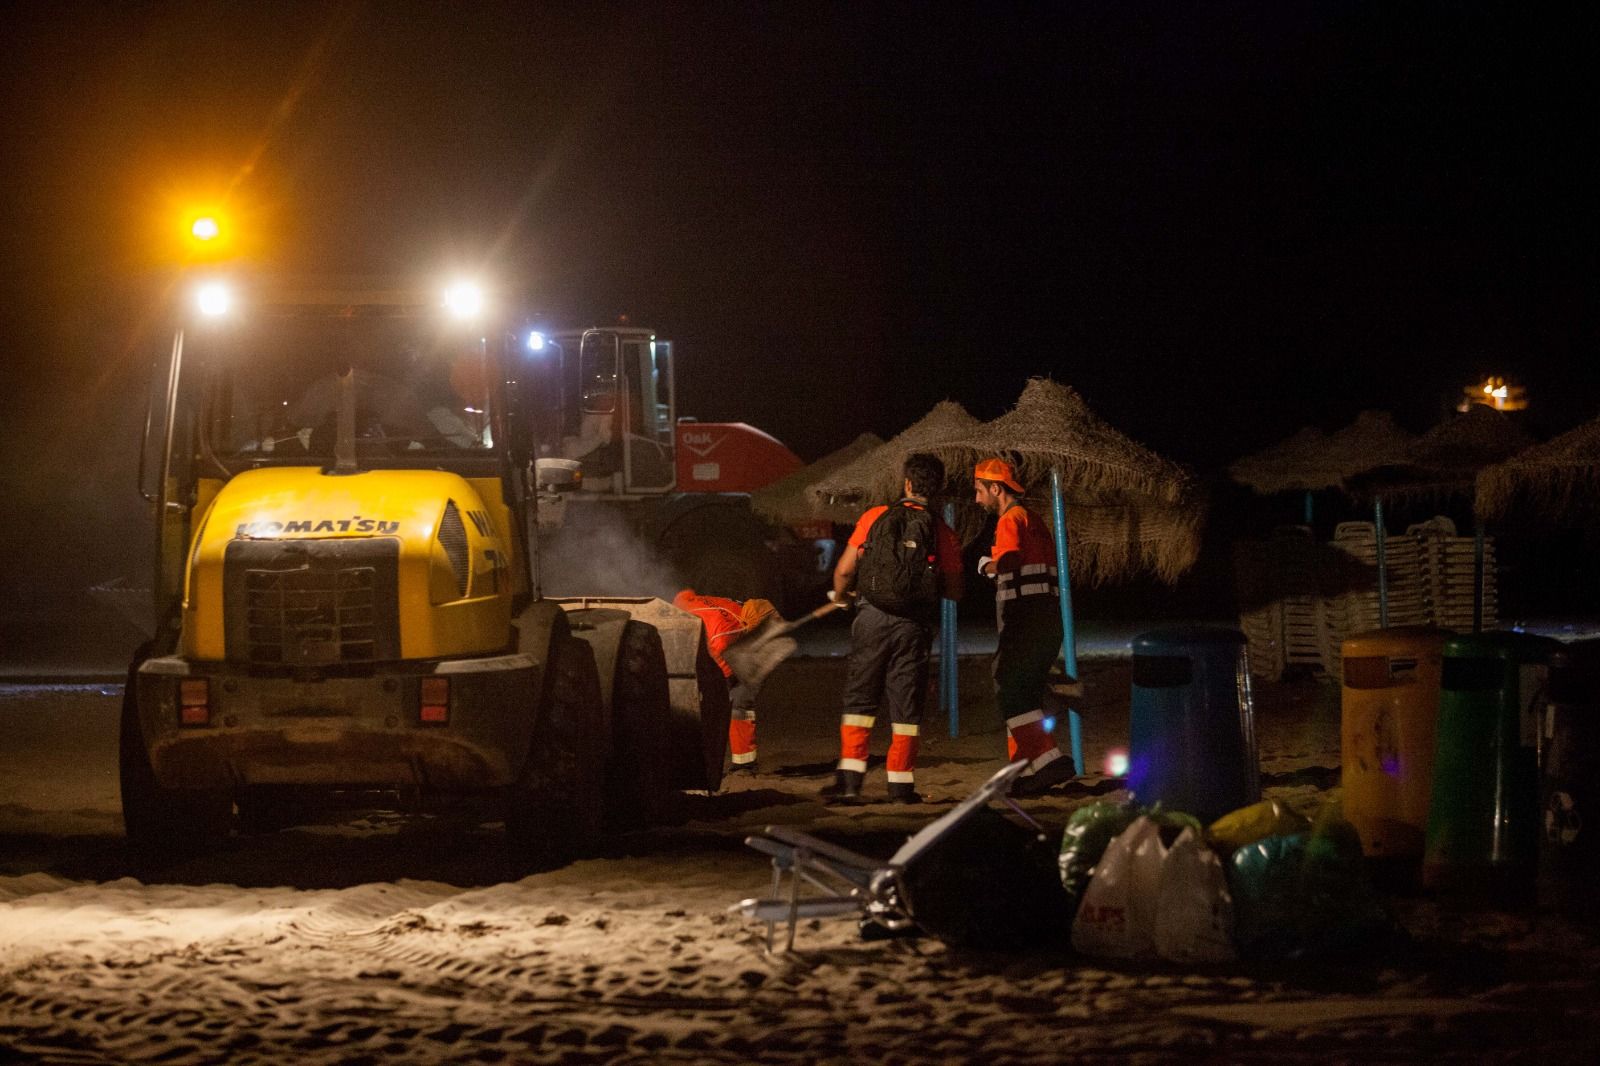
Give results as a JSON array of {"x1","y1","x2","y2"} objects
[{"x1": 723, "y1": 601, "x2": 847, "y2": 688}]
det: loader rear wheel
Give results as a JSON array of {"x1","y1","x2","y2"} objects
[
  {"x1": 604, "y1": 621, "x2": 672, "y2": 830},
  {"x1": 118, "y1": 660, "x2": 232, "y2": 858},
  {"x1": 665, "y1": 636, "x2": 732, "y2": 793},
  {"x1": 505, "y1": 635, "x2": 606, "y2": 867}
]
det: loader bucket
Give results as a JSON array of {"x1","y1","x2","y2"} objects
[{"x1": 552, "y1": 597, "x2": 730, "y2": 792}]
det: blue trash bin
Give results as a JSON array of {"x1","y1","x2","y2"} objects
[{"x1": 1127, "y1": 627, "x2": 1260, "y2": 822}]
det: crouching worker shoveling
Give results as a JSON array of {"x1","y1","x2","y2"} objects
[{"x1": 672, "y1": 590, "x2": 780, "y2": 774}]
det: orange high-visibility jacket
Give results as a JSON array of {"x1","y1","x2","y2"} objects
[{"x1": 673, "y1": 589, "x2": 750, "y2": 679}]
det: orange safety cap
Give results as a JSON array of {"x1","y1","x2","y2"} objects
[
  {"x1": 740, "y1": 598, "x2": 779, "y2": 629},
  {"x1": 975, "y1": 458, "x2": 1025, "y2": 494}
]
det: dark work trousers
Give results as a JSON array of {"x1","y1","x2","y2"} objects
[
  {"x1": 993, "y1": 596, "x2": 1065, "y2": 721},
  {"x1": 841, "y1": 603, "x2": 934, "y2": 729}
]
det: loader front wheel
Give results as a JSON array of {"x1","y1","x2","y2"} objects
[
  {"x1": 505, "y1": 635, "x2": 606, "y2": 867},
  {"x1": 604, "y1": 620, "x2": 673, "y2": 830}
]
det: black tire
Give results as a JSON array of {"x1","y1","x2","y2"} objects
[
  {"x1": 604, "y1": 621, "x2": 673, "y2": 830},
  {"x1": 118, "y1": 655, "x2": 232, "y2": 857},
  {"x1": 505, "y1": 635, "x2": 606, "y2": 866},
  {"x1": 665, "y1": 636, "x2": 731, "y2": 793}
]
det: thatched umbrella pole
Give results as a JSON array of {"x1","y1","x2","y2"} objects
[
  {"x1": 1049, "y1": 468, "x2": 1085, "y2": 775},
  {"x1": 1373, "y1": 498, "x2": 1390, "y2": 627},
  {"x1": 941, "y1": 503, "x2": 960, "y2": 737}
]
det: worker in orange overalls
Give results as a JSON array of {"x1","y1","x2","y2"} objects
[
  {"x1": 672, "y1": 589, "x2": 779, "y2": 774},
  {"x1": 973, "y1": 457, "x2": 1075, "y2": 797}
]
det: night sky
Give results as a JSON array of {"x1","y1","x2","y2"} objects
[{"x1": 1, "y1": 1, "x2": 1596, "y2": 611}]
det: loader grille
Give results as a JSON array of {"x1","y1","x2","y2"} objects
[{"x1": 224, "y1": 539, "x2": 401, "y2": 666}]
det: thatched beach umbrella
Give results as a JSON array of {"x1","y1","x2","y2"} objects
[
  {"x1": 808, "y1": 400, "x2": 982, "y2": 510},
  {"x1": 930, "y1": 378, "x2": 1203, "y2": 585},
  {"x1": 1347, "y1": 404, "x2": 1532, "y2": 629},
  {"x1": 1476, "y1": 412, "x2": 1600, "y2": 524},
  {"x1": 1229, "y1": 410, "x2": 1415, "y2": 520},
  {"x1": 750, "y1": 432, "x2": 883, "y2": 525},
  {"x1": 928, "y1": 377, "x2": 1205, "y2": 771},
  {"x1": 1351, "y1": 404, "x2": 1532, "y2": 504}
]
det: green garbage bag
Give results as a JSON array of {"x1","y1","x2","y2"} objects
[
  {"x1": 1059, "y1": 799, "x2": 1141, "y2": 911},
  {"x1": 1228, "y1": 802, "x2": 1390, "y2": 961}
]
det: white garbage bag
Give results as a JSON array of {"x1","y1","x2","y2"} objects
[
  {"x1": 1071, "y1": 815, "x2": 1166, "y2": 959},
  {"x1": 1153, "y1": 827, "x2": 1237, "y2": 964}
]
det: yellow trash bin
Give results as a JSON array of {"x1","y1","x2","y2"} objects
[{"x1": 1340, "y1": 626, "x2": 1450, "y2": 864}]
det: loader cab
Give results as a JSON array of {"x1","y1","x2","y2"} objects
[
  {"x1": 536, "y1": 327, "x2": 676, "y2": 496},
  {"x1": 138, "y1": 278, "x2": 542, "y2": 640}
]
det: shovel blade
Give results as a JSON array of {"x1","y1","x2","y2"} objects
[{"x1": 724, "y1": 633, "x2": 800, "y2": 687}]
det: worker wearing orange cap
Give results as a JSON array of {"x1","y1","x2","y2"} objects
[
  {"x1": 974, "y1": 457, "x2": 1075, "y2": 797},
  {"x1": 673, "y1": 589, "x2": 779, "y2": 774}
]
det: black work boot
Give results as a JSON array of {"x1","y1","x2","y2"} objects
[
  {"x1": 819, "y1": 769, "x2": 864, "y2": 803},
  {"x1": 1010, "y1": 753, "x2": 1077, "y2": 798},
  {"x1": 886, "y1": 781, "x2": 923, "y2": 804}
]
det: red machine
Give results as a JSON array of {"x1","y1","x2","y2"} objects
[{"x1": 524, "y1": 327, "x2": 821, "y2": 606}]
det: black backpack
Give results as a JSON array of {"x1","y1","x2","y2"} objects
[{"x1": 858, "y1": 501, "x2": 941, "y2": 618}]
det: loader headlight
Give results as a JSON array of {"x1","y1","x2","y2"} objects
[
  {"x1": 526, "y1": 330, "x2": 547, "y2": 352},
  {"x1": 195, "y1": 281, "x2": 232, "y2": 317},
  {"x1": 443, "y1": 281, "x2": 486, "y2": 319}
]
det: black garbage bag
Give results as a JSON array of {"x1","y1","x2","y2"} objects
[{"x1": 897, "y1": 807, "x2": 1069, "y2": 951}]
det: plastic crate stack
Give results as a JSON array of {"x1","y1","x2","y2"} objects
[
  {"x1": 1276, "y1": 529, "x2": 1327, "y2": 672},
  {"x1": 1322, "y1": 521, "x2": 1429, "y2": 671},
  {"x1": 1410, "y1": 517, "x2": 1498, "y2": 631},
  {"x1": 1233, "y1": 527, "x2": 1322, "y2": 681}
]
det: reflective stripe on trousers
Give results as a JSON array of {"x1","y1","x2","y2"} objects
[
  {"x1": 729, "y1": 718, "x2": 757, "y2": 763},
  {"x1": 839, "y1": 714, "x2": 874, "y2": 773},
  {"x1": 1006, "y1": 709, "x2": 1061, "y2": 774},
  {"x1": 887, "y1": 722, "x2": 918, "y2": 784}
]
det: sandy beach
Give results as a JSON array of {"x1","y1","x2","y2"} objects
[{"x1": 3, "y1": 654, "x2": 1598, "y2": 1064}]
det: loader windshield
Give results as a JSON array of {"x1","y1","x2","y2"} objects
[{"x1": 198, "y1": 310, "x2": 501, "y2": 468}]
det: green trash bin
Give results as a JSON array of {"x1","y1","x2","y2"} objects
[{"x1": 1422, "y1": 631, "x2": 1560, "y2": 906}]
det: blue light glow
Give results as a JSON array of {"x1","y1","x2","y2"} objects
[{"x1": 526, "y1": 331, "x2": 547, "y2": 352}]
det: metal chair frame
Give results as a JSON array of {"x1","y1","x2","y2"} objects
[{"x1": 735, "y1": 761, "x2": 1042, "y2": 952}]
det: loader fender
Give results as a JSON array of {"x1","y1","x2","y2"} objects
[{"x1": 514, "y1": 600, "x2": 571, "y2": 673}]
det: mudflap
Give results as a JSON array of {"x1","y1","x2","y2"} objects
[{"x1": 552, "y1": 597, "x2": 729, "y2": 793}]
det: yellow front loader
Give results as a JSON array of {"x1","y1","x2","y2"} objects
[{"x1": 121, "y1": 276, "x2": 728, "y2": 862}]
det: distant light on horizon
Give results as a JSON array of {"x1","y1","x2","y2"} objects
[
  {"x1": 1459, "y1": 375, "x2": 1527, "y2": 412},
  {"x1": 190, "y1": 216, "x2": 220, "y2": 241}
]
